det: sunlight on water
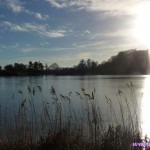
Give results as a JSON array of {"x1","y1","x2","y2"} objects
[{"x1": 141, "y1": 76, "x2": 150, "y2": 138}]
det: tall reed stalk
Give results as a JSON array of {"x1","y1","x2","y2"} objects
[{"x1": 0, "y1": 82, "x2": 145, "y2": 150}]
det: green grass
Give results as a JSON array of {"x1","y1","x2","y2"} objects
[{"x1": 0, "y1": 82, "x2": 147, "y2": 150}]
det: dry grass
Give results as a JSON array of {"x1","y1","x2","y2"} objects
[{"x1": 0, "y1": 82, "x2": 147, "y2": 150}]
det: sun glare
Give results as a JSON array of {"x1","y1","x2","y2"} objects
[
  {"x1": 134, "y1": 3, "x2": 150, "y2": 49},
  {"x1": 141, "y1": 76, "x2": 150, "y2": 138}
]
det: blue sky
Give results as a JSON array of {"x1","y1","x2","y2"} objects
[{"x1": 0, "y1": 0, "x2": 150, "y2": 67}]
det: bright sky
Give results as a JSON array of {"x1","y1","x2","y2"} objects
[{"x1": 0, "y1": 0, "x2": 150, "y2": 67}]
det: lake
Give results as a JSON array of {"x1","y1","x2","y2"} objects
[{"x1": 0, "y1": 75, "x2": 149, "y2": 138}]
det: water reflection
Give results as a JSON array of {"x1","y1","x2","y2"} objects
[{"x1": 141, "y1": 75, "x2": 150, "y2": 137}]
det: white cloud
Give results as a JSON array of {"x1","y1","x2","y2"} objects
[
  {"x1": 29, "y1": 12, "x2": 49, "y2": 20},
  {"x1": 88, "y1": 28, "x2": 134, "y2": 40},
  {"x1": 35, "y1": 13, "x2": 47, "y2": 20},
  {"x1": 3, "y1": 21, "x2": 27, "y2": 32},
  {"x1": 44, "y1": 30, "x2": 66, "y2": 38},
  {"x1": 6, "y1": 0, "x2": 24, "y2": 13},
  {"x1": 35, "y1": 13, "x2": 43, "y2": 19},
  {"x1": 85, "y1": 30, "x2": 91, "y2": 34},
  {"x1": 5, "y1": 0, "x2": 49, "y2": 20},
  {"x1": 46, "y1": 0, "x2": 67, "y2": 8},
  {"x1": 2, "y1": 21, "x2": 66, "y2": 38},
  {"x1": 40, "y1": 42, "x2": 50, "y2": 46},
  {"x1": 45, "y1": 0, "x2": 149, "y2": 15}
]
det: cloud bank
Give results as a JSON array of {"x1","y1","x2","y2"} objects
[{"x1": 45, "y1": 0, "x2": 148, "y2": 15}]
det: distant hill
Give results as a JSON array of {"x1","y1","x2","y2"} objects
[{"x1": 97, "y1": 49, "x2": 150, "y2": 75}]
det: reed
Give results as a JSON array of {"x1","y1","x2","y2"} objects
[{"x1": 0, "y1": 82, "x2": 146, "y2": 150}]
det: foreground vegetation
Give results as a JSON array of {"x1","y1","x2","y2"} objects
[
  {"x1": 0, "y1": 82, "x2": 148, "y2": 150},
  {"x1": 0, "y1": 49, "x2": 150, "y2": 75}
]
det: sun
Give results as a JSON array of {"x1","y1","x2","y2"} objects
[{"x1": 134, "y1": 3, "x2": 150, "y2": 48}]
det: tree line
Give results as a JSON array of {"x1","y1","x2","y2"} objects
[{"x1": 0, "y1": 49, "x2": 150, "y2": 76}]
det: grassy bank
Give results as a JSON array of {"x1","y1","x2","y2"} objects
[{"x1": 0, "y1": 83, "x2": 146, "y2": 150}]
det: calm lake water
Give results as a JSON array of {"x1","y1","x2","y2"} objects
[{"x1": 0, "y1": 75, "x2": 150, "y2": 137}]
